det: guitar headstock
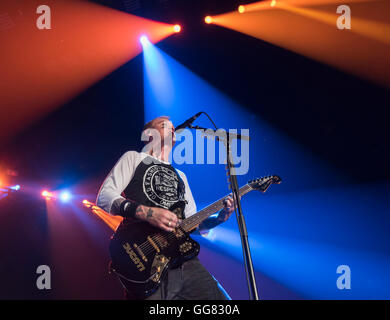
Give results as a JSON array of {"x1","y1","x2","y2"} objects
[{"x1": 248, "y1": 175, "x2": 282, "y2": 193}]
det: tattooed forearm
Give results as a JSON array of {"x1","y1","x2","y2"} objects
[
  {"x1": 136, "y1": 205, "x2": 143, "y2": 214},
  {"x1": 146, "y1": 208, "x2": 153, "y2": 219},
  {"x1": 134, "y1": 205, "x2": 153, "y2": 220},
  {"x1": 135, "y1": 205, "x2": 145, "y2": 219}
]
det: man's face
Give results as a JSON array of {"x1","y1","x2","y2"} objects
[{"x1": 152, "y1": 118, "x2": 176, "y2": 146}]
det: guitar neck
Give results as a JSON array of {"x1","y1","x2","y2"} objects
[{"x1": 180, "y1": 184, "x2": 253, "y2": 232}]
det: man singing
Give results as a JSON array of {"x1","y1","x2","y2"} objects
[{"x1": 96, "y1": 115, "x2": 235, "y2": 300}]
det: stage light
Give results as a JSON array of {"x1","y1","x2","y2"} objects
[
  {"x1": 209, "y1": 0, "x2": 390, "y2": 87},
  {"x1": 0, "y1": 1, "x2": 178, "y2": 146},
  {"x1": 82, "y1": 199, "x2": 123, "y2": 231},
  {"x1": 173, "y1": 24, "x2": 181, "y2": 33},
  {"x1": 238, "y1": 5, "x2": 245, "y2": 13},
  {"x1": 205, "y1": 16, "x2": 213, "y2": 24},
  {"x1": 140, "y1": 35, "x2": 149, "y2": 46},
  {"x1": 82, "y1": 199, "x2": 94, "y2": 208},
  {"x1": 41, "y1": 190, "x2": 54, "y2": 200},
  {"x1": 42, "y1": 190, "x2": 49, "y2": 197},
  {"x1": 59, "y1": 191, "x2": 71, "y2": 202},
  {"x1": 10, "y1": 185, "x2": 20, "y2": 191}
]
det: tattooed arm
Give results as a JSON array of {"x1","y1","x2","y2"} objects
[
  {"x1": 96, "y1": 151, "x2": 180, "y2": 232},
  {"x1": 134, "y1": 204, "x2": 180, "y2": 232},
  {"x1": 112, "y1": 198, "x2": 180, "y2": 232}
]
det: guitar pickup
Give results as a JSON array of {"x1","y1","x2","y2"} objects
[
  {"x1": 147, "y1": 236, "x2": 160, "y2": 253},
  {"x1": 133, "y1": 243, "x2": 148, "y2": 262}
]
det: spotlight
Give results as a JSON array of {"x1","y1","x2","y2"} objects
[
  {"x1": 270, "y1": 0, "x2": 276, "y2": 7},
  {"x1": 173, "y1": 24, "x2": 181, "y2": 33},
  {"x1": 41, "y1": 190, "x2": 54, "y2": 200},
  {"x1": 205, "y1": 16, "x2": 213, "y2": 24},
  {"x1": 10, "y1": 185, "x2": 20, "y2": 191},
  {"x1": 238, "y1": 5, "x2": 245, "y2": 13},
  {"x1": 59, "y1": 191, "x2": 71, "y2": 202},
  {"x1": 42, "y1": 190, "x2": 49, "y2": 197},
  {"x1": 140, "y1": 35, "x2": 149, "y2": 46},
  {"x1": 82, "y1": 199, "x2": 93, "y2": 208}
]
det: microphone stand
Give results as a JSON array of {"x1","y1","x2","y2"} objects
[{"x1": 190, "y1": 125, "x2": 259, "y2": 300}]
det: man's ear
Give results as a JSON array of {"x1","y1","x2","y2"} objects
[
  {"x1": 141, "y1": 128, "x2": 158, "y2": 144},
  {"x1": 141, "y1": 129, "x2": 152, "y2": 144},
  {"x1": 143, "y1": 128, "x2": 152, "y2": 137}
]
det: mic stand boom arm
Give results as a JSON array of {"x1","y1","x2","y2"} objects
[{"x1": 190, "y1": 125, "x2": 259, "y2": 300}]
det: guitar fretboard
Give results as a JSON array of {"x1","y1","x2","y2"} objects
[{"x1": 180, "y1": 184, "x2": 253, "y2": 232}]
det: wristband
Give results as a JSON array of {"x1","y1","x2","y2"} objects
[{"x1": 119, "y1": 199, "x2": 139, "y2": 218}]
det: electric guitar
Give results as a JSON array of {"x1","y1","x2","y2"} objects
[{"x1": 109, "y1": 175, "x2": 281, "y2": 299}]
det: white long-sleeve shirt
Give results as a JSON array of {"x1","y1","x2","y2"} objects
[{"x1": 96, "y1": 151, "x2": 197, "y2": 218}]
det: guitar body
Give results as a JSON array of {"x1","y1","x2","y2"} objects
[
  {"x1": 108, "y1": 175, "x2": 281, "y2": 299},
  {"x1": 109, "y1": 218, "x2": 200, "y2": 299}
]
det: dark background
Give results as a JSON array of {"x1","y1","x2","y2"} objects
[
  {"x1": 0, "y1": 0, "x2": 389, "y2": 300},
  {"x1": 2, "y1": 0, "x2": 389, "y2": 184}
]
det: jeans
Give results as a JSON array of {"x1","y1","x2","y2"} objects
[{"x1": 144, "y1": 258, "x2": 230, "y2": 300}]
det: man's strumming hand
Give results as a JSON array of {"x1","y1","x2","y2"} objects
[{"x1": 135, "y1": 205, "x2": 181, "y2": 232}]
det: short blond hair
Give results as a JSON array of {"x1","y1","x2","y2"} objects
[
  {"x1": 142, "y1": 115, "x2": 170, "y2": 132},
  {"x1": 141, "y1": 116, "x2": 171, "y2": 144}
]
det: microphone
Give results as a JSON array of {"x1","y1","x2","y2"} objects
[{"x1": 175, "y1": 112, "x2": 203, "y2": 133}]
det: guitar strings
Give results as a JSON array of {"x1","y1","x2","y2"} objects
[
  {"x1": 131, "y1": 185, "x2": 254, "y2": 256},
  {"x1": 136, "y1": 208, "x2": 209, "y2": 253},
  {"x1": 137, "y1": 204, "x2": 226, "y2": 255},
  {"x1": 136, "y1": 214, "x2": 210, "y2": 256},
  {"x1": 136, "y1": 204, "x2": 225, "y2": 255}
]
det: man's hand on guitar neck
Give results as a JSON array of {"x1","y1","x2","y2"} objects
[
  {"x1": 135, "y1": 205, "x2": 181, "y2": 232},
  {"x1": 197, "y1": 196, "x2": 237, "y2": 233},
  {"x1": 218, "y1": 195, "x2": 236, "y2": 222}
]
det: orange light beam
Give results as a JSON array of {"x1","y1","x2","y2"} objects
[
  {"x1": 82, "y1": 200, "x2": 123, "y2": 231},
  {"x1": 235, "y1": 1, "x2": 390, "y2": 46},
  {"x1": 278, "y1": 2, "x2": 390, "y2": 45},
  {"x1": 237, "y1": 1, "x2": 275, "y2": 13},
  {"x1": 0, "y1": 0, "x2": 178, "y2": 146},
  {"x1": 209, "y1": 2, "x2": 390, "y2": 87},
  {"x1": 238, "y1": 0, "x2": 383, "y2": 13}
]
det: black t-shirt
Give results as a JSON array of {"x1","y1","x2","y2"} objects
[
  {"x1": 123, "y1": 156, "x2": 186, "y2": 218},
  {"x1": 97, "y1": 151, "x2": 197, "y2": 219}
]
